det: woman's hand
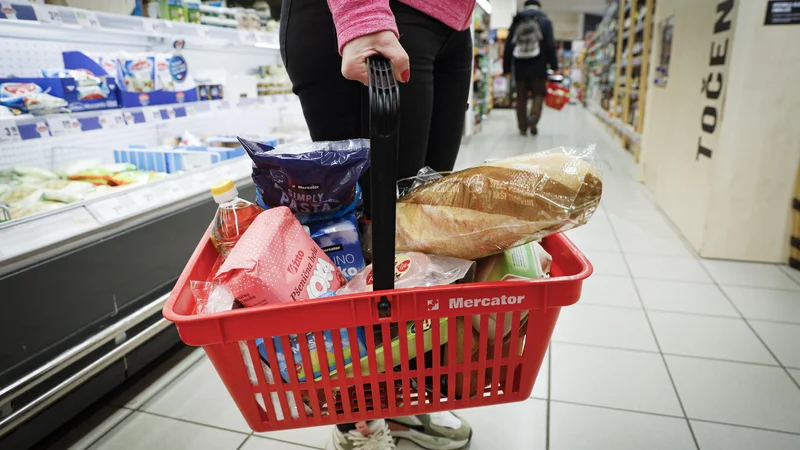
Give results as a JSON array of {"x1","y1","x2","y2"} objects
[{"x1": 341, "y1": 31, "x2": 410, "y2": 85}]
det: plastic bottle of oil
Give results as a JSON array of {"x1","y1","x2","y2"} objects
[{"x1": 209, "y1": 179, "x2": 263, "y2": 258}]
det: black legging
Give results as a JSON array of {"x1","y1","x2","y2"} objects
[
  {"x1": 279, "y1": 0, "x2": 472, "y2": 429},
  {"x1": 280, "y1": 0, "x2": 473, "y2": 215}
]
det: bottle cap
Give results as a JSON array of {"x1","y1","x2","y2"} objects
[{"x1": 210, "y1": 179, "x2": 238, "y2": 203}]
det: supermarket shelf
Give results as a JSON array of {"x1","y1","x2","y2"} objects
[
  {"x1": 587, "y1": 101, "x2": 642, "y2": 145},
  {"x1": 0, "y1": 156, "x2": 252, "y2": 270},
  {"x1": 0, "y1": 2, "x2": 279, "y2": 51},
  {"x1": 0, "y1": 95, "x2": 295, "y2": 143}
]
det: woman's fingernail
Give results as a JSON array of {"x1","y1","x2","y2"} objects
[{"x1": 401, "y1": 69, "x2": 410, "y2": 83}]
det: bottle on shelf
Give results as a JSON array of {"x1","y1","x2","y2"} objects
[{"x1": 209, "y1": 179, "x2": 263, "y2": 258}]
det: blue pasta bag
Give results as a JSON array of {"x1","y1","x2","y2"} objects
[{"x1": 239, "y1": 138, "x2": 370, "y2": 221}]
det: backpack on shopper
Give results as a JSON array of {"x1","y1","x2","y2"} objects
[{"x1": 512, "y1": 15, "x2": 544, "y2": 59}]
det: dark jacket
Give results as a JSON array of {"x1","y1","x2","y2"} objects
[{"x1": 503, "y1": 7, "x2": 558, "y2": 78}]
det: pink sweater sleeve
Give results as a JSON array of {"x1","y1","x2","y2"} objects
[{"x1": 327, "y1": 0, "x2": 399, "y2": 54}]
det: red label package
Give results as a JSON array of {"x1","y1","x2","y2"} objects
[{"x1": 214, "y1": 206, "x2": 347, "y2": 307}]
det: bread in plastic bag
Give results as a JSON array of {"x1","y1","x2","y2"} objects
[{"x1": 395, "y1": 146, "x2": 602, "y2": 260}]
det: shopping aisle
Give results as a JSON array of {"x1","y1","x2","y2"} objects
[{"x1": 45, "y1": 108, "x2": 800, "y2": 450}]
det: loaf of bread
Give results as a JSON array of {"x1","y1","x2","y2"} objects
[{"x1": 396, "y1": 149, "x2": 602, "y2": 260}]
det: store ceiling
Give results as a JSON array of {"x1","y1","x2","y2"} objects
[{"x1": 515, "y1": 0, "x2": 607, "y2": 14}]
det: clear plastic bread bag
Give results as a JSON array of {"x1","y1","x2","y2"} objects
[{"x1": 395, "y1": 145, "x2": 602, "y2": 260}]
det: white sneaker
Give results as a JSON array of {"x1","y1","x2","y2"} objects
[
  {"x1": 388, "y1": 412, "x2": 472, "y2": 450},
  {"x1": 332, "y1": 420, "x2": 397, "y2": 450}
]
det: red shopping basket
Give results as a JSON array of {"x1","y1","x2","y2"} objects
[
  {"x1": 545, "y1": 81, "x2": 570, "y2": 111},
  {"x1": 163, "y1": 58, "x2": 593, "y2": 432}
]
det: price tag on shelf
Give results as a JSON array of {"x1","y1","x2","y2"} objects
[
  {"x1": 99, "y1": 111, "x2": 126, "y2": 130},
  {"x1": 217, "y1": 165, "x2": 236, "y2": 181},
  {"x1": 160, "y1": 181, "x2": 188, "y2": 203},
  {"x1": 35, "y1": 121, "x2": 51, "y2": 139},
  {"x1": 127, "y1": 186, "x2": 164, "y2": 211},
  {"x1": 47, "y1": 116, "x2": 81, "y2": 135},
  {"x1": 142, "y1": 106, "x2": 162, "y2": 123},
  {"x1": 88, "y1": 195, "x2": 136, "y2": 224},
  {"x1": 123, "y1": 111, "x2": 135, "y2": 124},
  {"x1": 0, "y1": 120, "x2": 21, "y2": 143},
  {"x1": 0, "y1": 208, "x2": 98, "y2": 261},
  {"x1": 34, "y1": 6, "x2": 62, "y2": 24},
  {"x1": 185, "y1": 105, "x2": 197, "y2": 117},
  {"x1": 238, "y1": 29, "x2": 255, "y2": 44},
  {"x1": 165, "y1": 107, "x2": 176, "y2": 119},
  {"x1": 75, "y1": 10, "x2": 100, "y2": 29}
]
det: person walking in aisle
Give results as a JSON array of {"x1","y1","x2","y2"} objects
[
  {"x1": 503, "y1": 0, "x2": 558, "y2": 136},
  {"x1": 280, "y1": 0, "x2": 476, "y2": 449}
]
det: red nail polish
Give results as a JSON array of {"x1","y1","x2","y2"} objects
[{"x1": 401, "y1": 69, "x2": 410, "y2": 82}]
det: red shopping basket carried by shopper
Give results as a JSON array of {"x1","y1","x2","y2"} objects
[
  {"x1": 163, "y1": 57, "x2": 593, "y2": 432},
  {"x1": 545, "y1": 81, "x2": 570, "y2": 111}
]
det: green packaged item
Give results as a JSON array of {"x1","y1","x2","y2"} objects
[
  {"x1": 475, "y1": 241, "x2": 551, "y2": 282},
  {"x1": 109, "y1": 170, "x2": 152, "y2": 185},
  {"x1": 159, "y1": 0, "x2": 185, "y2": 22},
  {"x1": 184, "y1": 0, "x2": 201, "y2": 23}
]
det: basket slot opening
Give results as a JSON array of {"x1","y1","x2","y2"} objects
[
  {"x1": 397, "y1": 320, "x2": 412, "y2": 414},
  {"x1": 240, "y1": 341, "x2": 273, "y2": 424},
  {"x1": 279, "y1": 334, "x2": 310, "y2": 427},
  {"x1": 347, "y1": 326, "x2": 369, "y2": 416},
  {"x1": 431, "y1": 317, "x2": 442, "y2": 408},
  {"x1": 258, "y1": 336, "x2": 294, "y2": 422},
  {"x1": 414, "y1": 319, "x2": 427, "y2": 407},
  {"x1": 381, "y1": 322, "x2": 398, "y2": 415},
  {"x1": 363, "y1": 325, "x2": 384, "y2": 415},
  {"x1": 329, "y1": 328, "x2": 353, "y2": 418},
  {"x1": 447, "y1": 317, "x2": 457, "y2": 403},
  {"x1": 295, "y1": 332, "x2": 323, "y2": 419},
  {"x1": 491, "y1": 312, "x2": 506, "y2": 398},
  {"x1": 476, "y1": 314, "x2": 490, "y2": 398},
  {"x1": 460, "y1": 315, "x2": 473, "y2": 406},
  {"x1": 312, "y1": 330, "x2": 337, "y2": 420}
]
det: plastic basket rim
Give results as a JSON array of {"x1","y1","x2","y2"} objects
[{"x1": 163, "y1": 232, "x2": 593, "y2": 326}]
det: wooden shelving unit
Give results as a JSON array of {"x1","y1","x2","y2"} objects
[{"x1": 584, "y1": 0, "x2": 656, "y2": 161}]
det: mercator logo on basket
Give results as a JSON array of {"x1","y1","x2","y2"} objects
[{"x1": 448, "y1": 295, "x2": 526, "y2": 309}]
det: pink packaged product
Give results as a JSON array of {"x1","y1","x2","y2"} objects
[{"x1": 213, "y1": 207, "x2": 347, "y2": 307}]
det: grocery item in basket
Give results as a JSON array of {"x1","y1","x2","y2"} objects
[
  {"x1": 209, "y1": 179, "x2": 264, "y2": 259},
  {"x1": 213, "y1": 206, "x2": 347, "y2": 307},
  {"x1": 472, "y1": 241, "x2": 551, "y2": 341},
  {"x1": 396, "y1": 146, "x2": 602, "y2": 260},
  {"x1": 336, "y1": 252, "x2": 475, "y2": 296},
  {"x1": 444, "y1": 315, "x2": 529, "y2": 399},
  {"x1": 259, "y1": 326, "x2": 368, "y2": 383},
  {"x1": 308, "y1": 213, "x2": 365, "y2": 281},
  {"x1": 239, "y1": 138, "x2": 370, "y2": 221},
  {"x1": 117, "y1": 53, "x2": 155, "y2": 92}
]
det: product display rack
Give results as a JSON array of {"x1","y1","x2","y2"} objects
[
  {"x1": 471, "y1": 6, "x2": 492, "y2": 129},
  {"x1": 0, "y1": 3, "x2": 306, "y2": 448},
  {"x1": 584, "y1": 0, "x2": 656, "y2": 161}
]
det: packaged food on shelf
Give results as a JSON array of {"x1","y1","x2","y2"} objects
[
  {"x1": 209, "y1": 179, "x2": 263, "y2": 258},
  {"x1": 0, "y1": 81, "x2": 70, "y2": 115},
  {"x1": 159, "y1": 0, "x2": 185, "y2": 22},
  {"x1": 395, "y1": 146, "x2": 602, "y2": 260},
  {"x1": 118, "y1": 53, "x2": 156, "y2": 93},
  {"x1": 308, "y1": 213, "x2": 365, "y2": 280},
  {"x1": 240, "y1": 138, "x2": 370, "y2": 222}
]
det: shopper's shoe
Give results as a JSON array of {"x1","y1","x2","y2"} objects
[
  {"x1": 519, "y1": 129, "x2": 527, "y2": 136},
  {"x1": 531, "y1": 125, "x2": 539, "y2": 135},
  {"x1": 388, "y1": 411, "x2": 472, "y2": 450},
  {"x1": 332, "y1": 420, "x2": 396, "y2": 450}
]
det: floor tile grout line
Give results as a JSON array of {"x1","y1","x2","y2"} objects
[
  {"x1": 235, "y1": 433, "x2": 253, "y2": 450},
  {"x1": 121, "y1": 350, "x2": 207, "y2": 412},
  {"x1": 546, "y1": 398, "x2": 800, "y2": 437},
  {"x1": 75, "y1": 406, "x2": 136, "y2": 450},
  {"x1": 575, "y1": 300, "x2": 800, "y2": 326},
  {"x1": 549, "y1": 340, "x2": 800, "y2": 369},
  {"x1": 602, "y1": 210, "x2": 701, "y2": 450},
  {"x1": 249, "y1": 434, "x2": 326, "y2": 450},
  {"x1": 135, "y1": 409, "x2": 252, "y2": 436},
  {"x1": 692, "y1": 262, "x2": 800, "y2": 392}
]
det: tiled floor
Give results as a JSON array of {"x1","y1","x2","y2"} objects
[{"x1": 46, "y1": 108, "x2": 800, "y2": 449}]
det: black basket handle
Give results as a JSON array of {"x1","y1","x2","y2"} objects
[{"x1": 368, "y1": 56, "x2": 399, "y2": 317}]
